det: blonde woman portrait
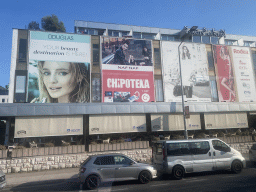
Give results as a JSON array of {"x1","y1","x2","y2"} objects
[{"x1": 31, "y1": 61, "x2": 90, "y2": 103}]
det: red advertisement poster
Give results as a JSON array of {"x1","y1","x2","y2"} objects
[
  {"x1": 102, "y1": 65, "x2": 155, "y2": 102},
  {"x1": 213, "y1": 45, "x2": 236, "y2": 102}
]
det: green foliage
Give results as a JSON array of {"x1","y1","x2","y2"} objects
[
  {"x1": 41, "y1": 14, "x2": 66, "y2": 32},
  {"x1": 28, "y1": 21, "x2": 40, "y2": 30}
]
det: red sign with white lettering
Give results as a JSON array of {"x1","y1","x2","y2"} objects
[{"x1": 102, "y1": 65, "x2": 155, "y2": 102}]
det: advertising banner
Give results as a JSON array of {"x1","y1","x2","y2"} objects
[
  {"x1": 151, "y1": 114, "x2": 201, "y2": 131},
  {"x1": 89, "y1": 114, "x2": 146, "y2": 134},
  {"x1": 28, "y1": 31, "x2": 91, "y2": 103},
  {"x1": 213, "y1": 45, "x2": 236, "y2": 102},
  {"x1": 101, "y1": 37, "x2": 155, "y2": 102},
  {"x1": 230, "y1": 47, "x2": 256, "y2": 102},
  {"x1": 15, "y1": 115, "x2": 83, "y2": 138},
  {"x1": 204, "y1": 113, "x2": 248, "y2": 129},
  {"x1": 161, "y1": 42, "x2": 211, "y2": 102}
]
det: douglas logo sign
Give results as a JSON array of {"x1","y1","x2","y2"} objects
[{"x1": 48, "y1": 34, "x2": 74, "y2": 41}]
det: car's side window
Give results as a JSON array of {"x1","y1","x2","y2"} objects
[
  {"x1": 212, "y1": 140, "x2": 230, "y2": 152},
  {"x1": 114, "y1": 156, "x2": 132, "y2": 165},
  {"x1": 94, "y1": 156, "x2": 115, "y2": 165}
]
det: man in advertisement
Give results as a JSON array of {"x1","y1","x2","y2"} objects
[{"x1": 101, "y1": 37, "x2": 155, "y2": 103}]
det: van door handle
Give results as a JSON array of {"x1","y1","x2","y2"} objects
[
  {"x1": 209, "y1": 152, "x2": 211, "y2": 156},
  {"x1": 213, "y1": 152, "x2": 215, "y2": 156}
]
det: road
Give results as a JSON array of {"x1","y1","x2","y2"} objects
[{"x1": 2, "y1": 162, "x2": 256, "y2": 192}]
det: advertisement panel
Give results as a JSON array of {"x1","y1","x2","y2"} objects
[
  {"x1": 230, "y1": 47, "x2": 256, "y2": 102},
  {"x1": 28, "y1": 31, "x2": 91, "y2": 103},
  {"x1": 204, "y1": 113, "x2": 248, "y2": 129},
  {"x1": 213, "y1": 45, "x2": 236, "y2": 102},
  {"x1": 101, "y1": 37, "x2": 155, "y2": 102},
  {"x1": 161, "y1": 42, "x2": 211, "y2": 102},
  {"x1": 151, "y1": 114, "x2": 201, "y2": 131},
  {"x1": 15, "y1": 115, "x2": 83, "y2": 138},
  {"x1": 89, "y1": 114, "x2": 146, "y2": 134}
]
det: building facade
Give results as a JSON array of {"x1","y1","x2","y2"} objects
[{"x1": 2, "y1": 21, "x2": 256, "y2": 148}]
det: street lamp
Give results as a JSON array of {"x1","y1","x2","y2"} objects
[{"x1": 178, "y1": 26, "x2": 198, "y2": 140}]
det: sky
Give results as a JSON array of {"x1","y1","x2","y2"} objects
[{"x1": 1, "y1": 0, "x2": 256, "y2": 87}]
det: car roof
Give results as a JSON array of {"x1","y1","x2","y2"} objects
[
  {"x1": 154, "y1": 138, "x2": 220, "y2": 143},
  {"x1": 89, "y1": 153, "x2": 126, "y2": 158}
]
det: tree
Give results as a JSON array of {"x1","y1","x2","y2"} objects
[
  {"x1": 41, "y1": 14, "x2": 66, "y2": 32},
  {"x1": 28, "y1": 21, "x2": 40, "y2": 30}
]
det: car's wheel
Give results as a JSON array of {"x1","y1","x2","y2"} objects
[
  {"x1": 139, "y1": 171, "x2": 152, "y2": 184},
  {"x1": 172, "y1": 165, "x2": 184, "y2": 180},
  {"x1": 84, "y1": 175, "x2": 100, "y2": 190},
  {"x1": 231, "y1": 160, "x2": 243, "y2": 174}
]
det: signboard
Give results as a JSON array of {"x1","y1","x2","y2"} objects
[
  {"x1": 89, "y1": 114, "x2": 146, "y2": 134},
  {"x1": 151, "y1": 114, "x2": 201, "y2": 131},
  {"x1": 161, "y1": 41, "x2": 212, "y2": 102},
  {"x1": 28, "y1": 31, "x2": 91, "y2": 103},
  {"x1": 15, "y1": 115, "x2": 83, "y2": 138},
  {"x1": 204, "y1": 113, "x2": 248, "y2": 129},
  {"x1": 101, "y1": 37, "x2": 155, "y2": 102},
  {"x1": 213, "y1": 45, "x2": 237, "y2": 102},
  {"x1": 230, "y1": 47, "x2": 256, "y2": 102}
]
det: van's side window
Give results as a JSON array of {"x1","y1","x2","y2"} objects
[
  {"x1": 167, "y1": 142, "x2": 190, "y2": 156},
  {"x1": 190, "y1": 141, "x2": 210, "y2": 155},
  {"x1": 212, "y1": 140, "x2": 230, "y2": 152}
]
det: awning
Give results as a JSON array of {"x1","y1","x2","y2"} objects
[
  {"x1": 204, "y1": 113, "x2": 248, "y2": 129},
  {"x1": 15, "y1": 115, "x2": 83, "y2": 138},
  {"x1": 151, "y1": 114, "x2": 201, "y2": 131},
  {"x1": 89, "y1": 114, "x2": 146, "y2": 135}
]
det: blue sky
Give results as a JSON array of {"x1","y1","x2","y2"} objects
[{"x1": 1, "y1": 0, "x2": 256, "y2": 87}]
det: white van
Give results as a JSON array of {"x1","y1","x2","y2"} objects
[{"x1": 152, "y1": 138, "x2": 246, "y2": 179}]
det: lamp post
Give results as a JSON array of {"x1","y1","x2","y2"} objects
[
  {"x1": 178, "y1": 26, "x2": 198, "y2": 140},
  {"x1": 178, "y1": 42, "x2": 188, "y2": 140}
]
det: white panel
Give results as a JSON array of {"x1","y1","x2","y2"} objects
[
  {"x1": 151, "y1": 114, "x2": 201, "y2": 131},
  {"x1": 9, "y1": 29, "x2": 19, "y2": 103},
  {"x1": 205, "y1": 113, "x2": 248, "y2": 129},
  {"x1": 89, "y1": 114, "x2": 146, "y2": 134},
  {"x1": 15, "y1": 115, "x2": 83, "y2": 138}
]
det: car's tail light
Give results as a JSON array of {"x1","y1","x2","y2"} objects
[{"x1": 80, "y1": 168, "x2": 86, "y2": 173}]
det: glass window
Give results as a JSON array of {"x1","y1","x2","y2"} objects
[
  {"x1": 92, "y1": 78, "x2": 101, "y2": 102},
  {"x1": 133, "y1": 32, "x2": 141, "y2": 39},
  {"x1": 142, "y1": 33, "x2": 155, "y2": 40},
  {"x1": 193, "y1": 36, "x2": 201, "y2": 43},
  {"x1": 211, "y1": 37, "x2": 219, "y2": 44},
  {"x1": 18, "y1": 39, "x2": 27, "y2": 62},
  {"x1": 113, "y1": 31, "x2": 119, "y2": 37},
  {"x1": 114, "y1": 156, "x2": 133, "y2": 165},
  {"x1": 167, "y1": 142, "x2": 190, "y2": 156},
  {"x1": 93, "y1": 44, "x2": 99, "y2": 63},
  {"x1": 161, "y1": 35, "x2": 168, "y2": 41},
  {"x1": 207, "y1": 51, "x2": 214, "y2": 69},
  {"x1": 2, "y1": 99, "x2": 5, "y2": 103},
  {"x1": 88, "y1": 29, "x2": 95, "y2": 35},
  {"x1": 190, "y1": 141, "x2": 210, "y2": 155},
  {"x1": 154, "y1": 48, "x2": 161, "y2": 66},
  {"x1": 99, "y1": 156, "x2": 115, "y2": 165},
  {"x1": 122, "y1": 31, "x2": 129, "y2": 36},
  {"x1": 202, "y1": 36, "x2": 210, "y2": 44},
  {"x1": 212, "y1": 140, "x2": 230, "y2": 152},
  {"x1": 154, "y1": 143, "x2": 163, "y2": 154},
  {"x1": 155, "y1": 79, "x2": 164, "y2": 102},
  {"x1": 94, "y1": 157, "x2": 101, "y2": 165}
]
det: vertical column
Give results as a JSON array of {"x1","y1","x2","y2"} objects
[
  {"x1": 4, "y1": 117, "x2": 11, "y2": 146},
  {"x1": 83, "y1": 115, "x2": 89, "y2": 152}
]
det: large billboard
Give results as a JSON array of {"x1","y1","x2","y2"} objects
[
  {"x1": 28, "y1": 31, "x2": 91, "y2": 103},
  {"x1": 213, "y1": 45, "x2": 236, "y2": 102},
  {"x1": 230, "y1": 47, "x2": 256, "y2": 102},
  {"x1": 101, "y1": 37, "x2": 155, "y2": 102},
  {"x1": 161, "y1": 42, "x2": 212, "y2": 102}
]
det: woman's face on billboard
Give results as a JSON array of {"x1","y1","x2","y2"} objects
[{"x1": 42, "y1": 61, "x2": 75, "y2": 103}]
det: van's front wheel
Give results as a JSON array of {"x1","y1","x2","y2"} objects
[
  {"x1": 231, "y1": 160, "x2": 243, "y2": 174},
  {"x1": 172, "y1": 165, "x2": 184, "y2": 180}
]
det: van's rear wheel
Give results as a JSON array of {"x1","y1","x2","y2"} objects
[
  {"x1": 172, "y1": 165, "x2": 184, "y2": 180},
  {"x1": 231, "y1": 160, "x2": 243, "y2": 174}
]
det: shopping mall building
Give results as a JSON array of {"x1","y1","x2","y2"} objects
[{"x1": 1, "y1": 21, "x2": 256, "y2": 149}]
